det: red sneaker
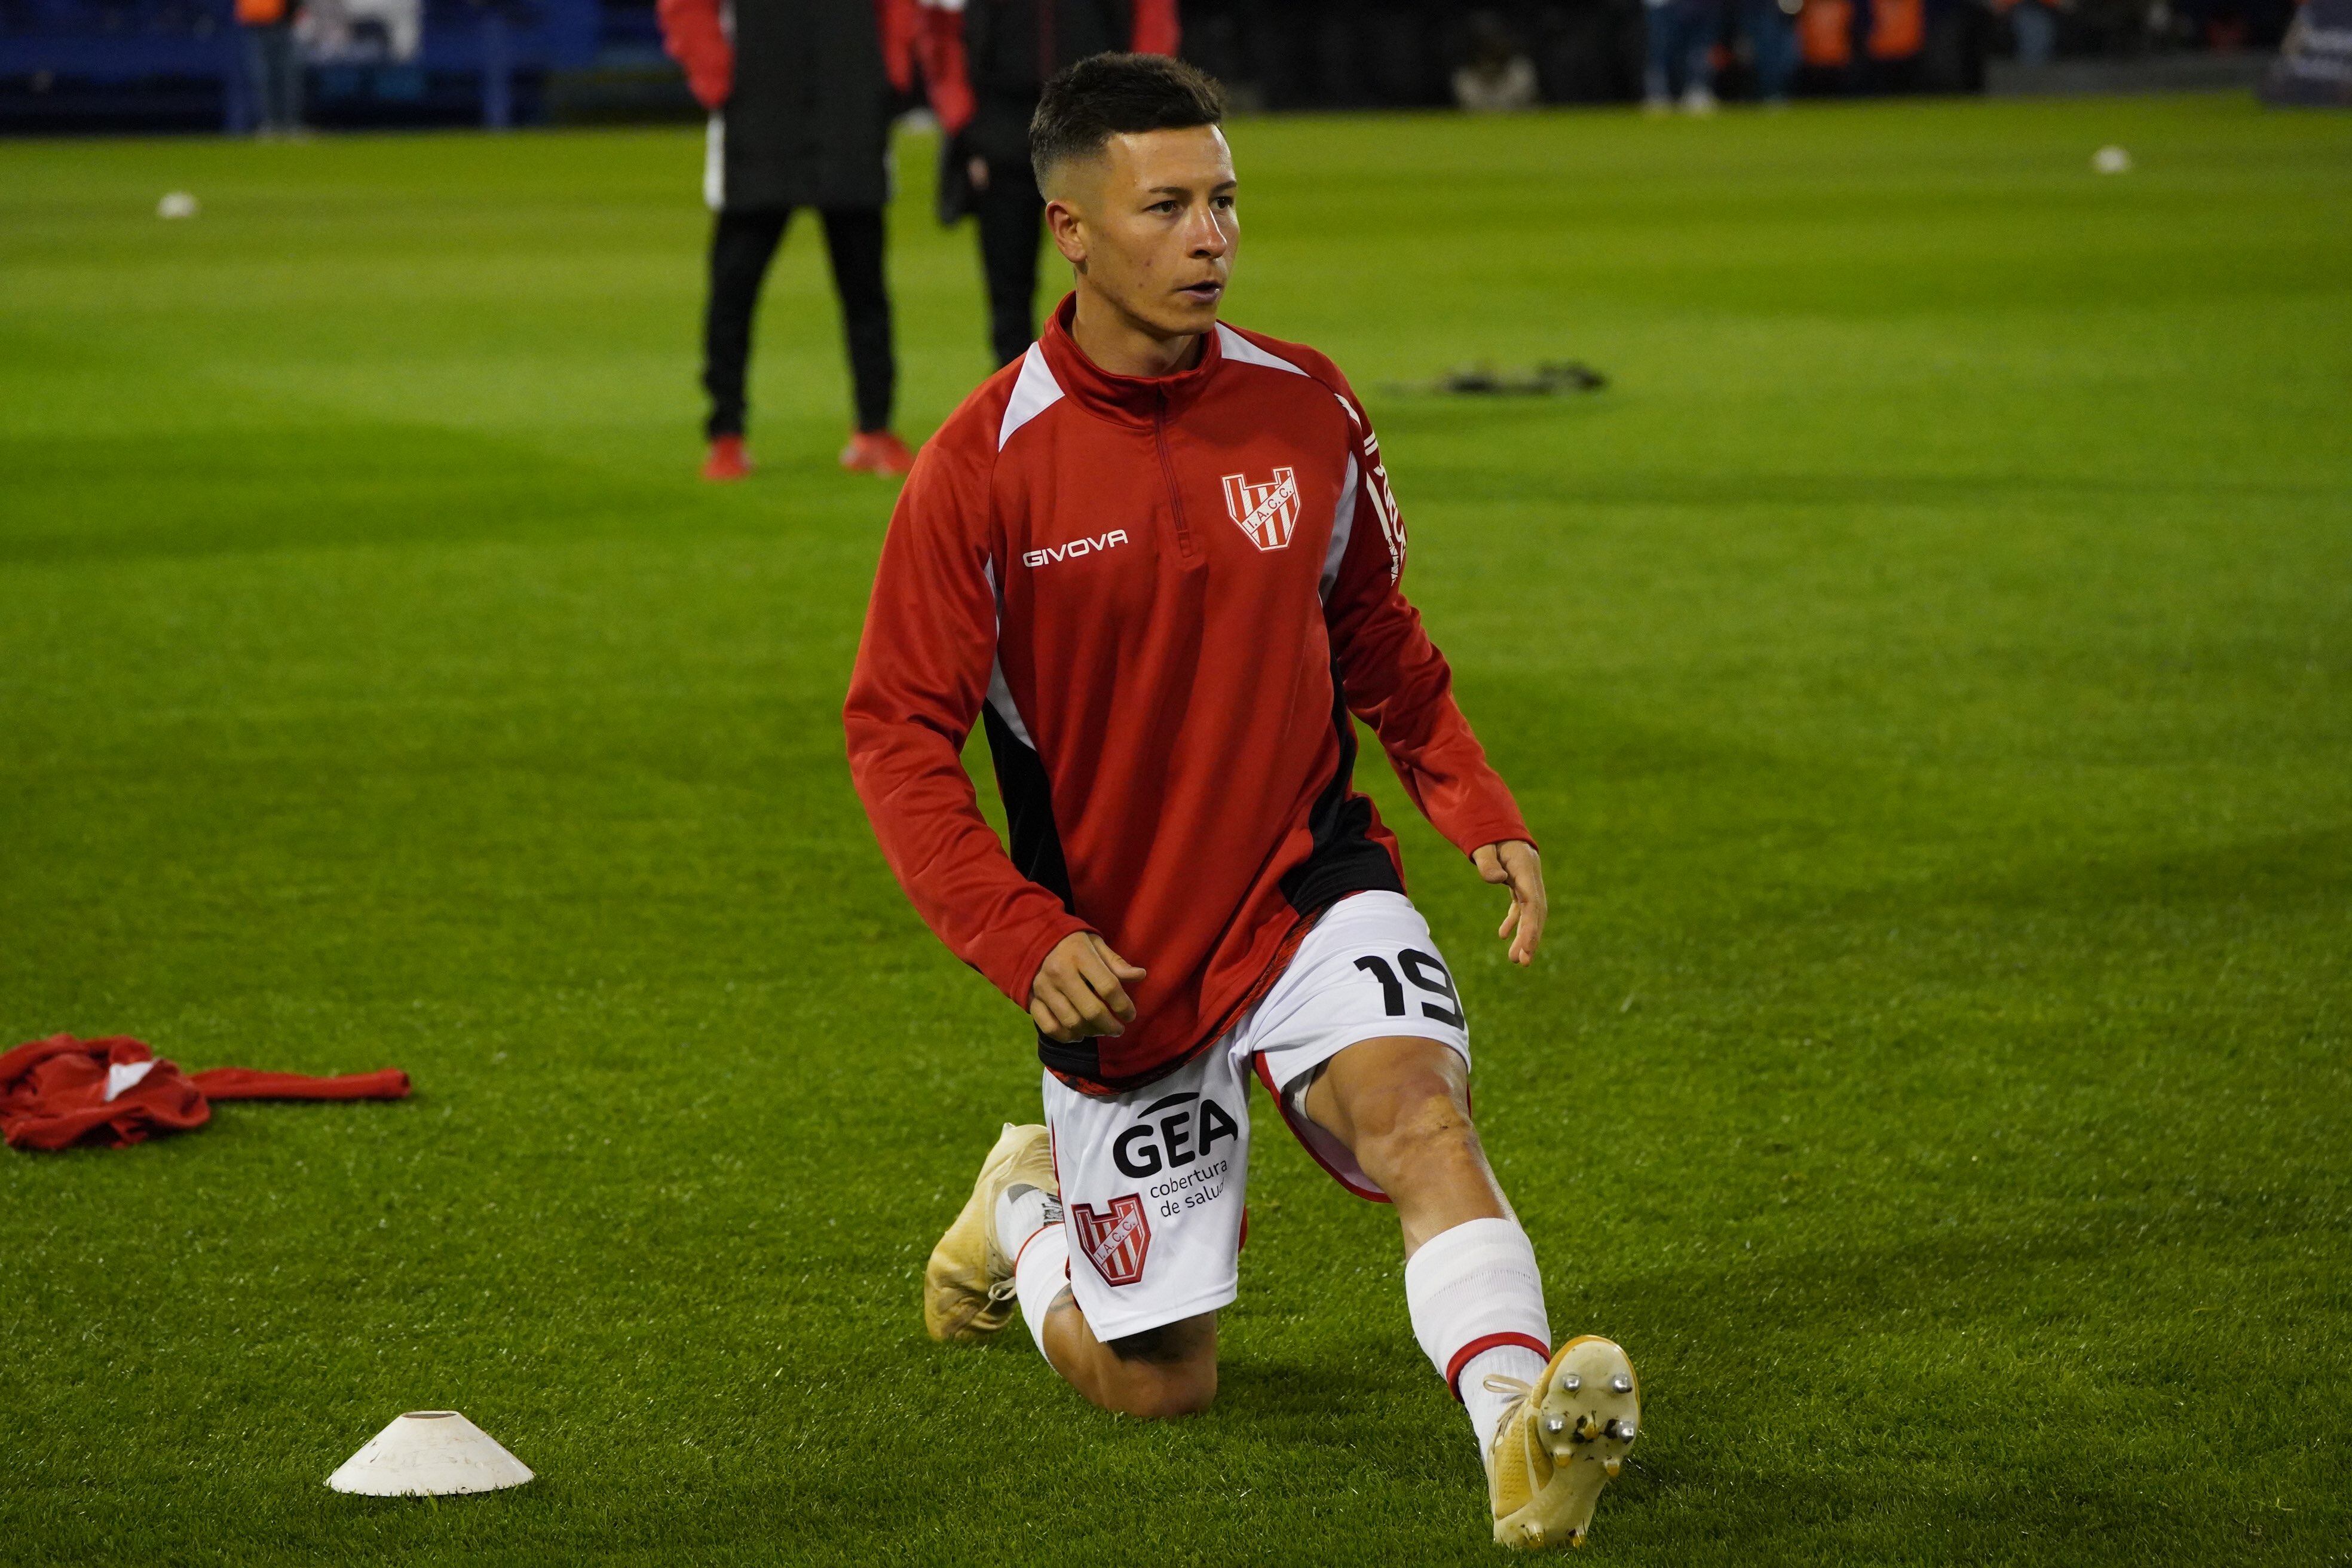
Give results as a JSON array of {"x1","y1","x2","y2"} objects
[
  {"x1": 701, "y1": 435, "x2": 752, "y2": 482},
  {"x1": 839, "y1": 430, "x2": 915, "y2": 477}
]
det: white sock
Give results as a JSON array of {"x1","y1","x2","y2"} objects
[
  {"x1": 1404, "y1": 1216, "x2": 1553, "y2": 1460},
  {"x1": 1010, "y1": 1222, "x2": 1070, "y2": 1359},
  {"x1": 1460, "y1": 1342, "x2": 1552, "y2": 1460},
  {"x1": 995, "y1": 1183, "x2": 1056, "y2": 1257}
]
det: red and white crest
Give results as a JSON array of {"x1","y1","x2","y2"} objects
[
  {"x1": 1070, "y1": 1195, "x2": 1152, "y2": 1287},
  {"x1": 1221, "y1": 466, "x2": 1301, "y2": 552}
]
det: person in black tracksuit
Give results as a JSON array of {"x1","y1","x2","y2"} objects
[
  {"x1": 663, "y1": 0, "x2": 916, "y2": 474},
  {"x1": 937, "y1": 4, "x2": 1178, "y2": 369}
]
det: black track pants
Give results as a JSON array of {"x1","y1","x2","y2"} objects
[
  {"x1": 973, "y1": 160, "x2": 1046, "y2": 370},
  {"x1": 701, "y1": 205, "x2": 895, "y2": 440}
]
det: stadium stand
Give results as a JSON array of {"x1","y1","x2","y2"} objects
[
  {"x1": 0, "y1": 0, "x2": 599, "y2": 130},
  {"x1": 0, "y1": 0, "x2": 2292, "y2": 131}
]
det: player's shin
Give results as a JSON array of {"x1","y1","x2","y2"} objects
[
  {"x1": 1408, "y1": 1217, "x2": 1640, "y2": 1548},
  {"x1": 1404, "y1": 1215, "x2": 1552, "y2": 1453}
]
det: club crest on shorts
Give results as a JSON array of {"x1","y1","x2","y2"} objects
[
  {"x1": 1070, "y1": 1195, "x2": 1152, "y2": 1287},
  {"x1": 1221, "y1": 466, "x2": 1300, "y2": 551}
]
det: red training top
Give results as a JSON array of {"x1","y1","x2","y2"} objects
[
  {"x1": 1, "y1": 1034, "x2": 411, "y2": 1152},
  {"x1": 844, "y1": 296, "x2": 1532, "y2": 1095}
]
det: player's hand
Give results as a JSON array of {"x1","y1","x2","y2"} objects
[
  {"x1": 1474, "y1": 840, "x2": 1546, "y2": 967},
  {"x1": 968, "y1": 155, "x2": 991, "y2": 192},
  {"x1": 1029, "y1": 932, "x2": 1147, "y2": 1042}
]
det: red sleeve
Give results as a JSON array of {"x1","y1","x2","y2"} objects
[
  {"x1": 657, "y1": 0, "x2": 733, "y2": 110},
  {"x1": 1322, "y1": 387, "x2": 1536, "y2": 858},
  {"x1": 843, "y1": 430, "x2": 1092, "y2": 1009},
  {"x1": 914, "y1": 0, "x2": 976, "y2": 135},
  {"x1": 875, "y1": 0, "x2": 909, "y2": 94},
  {"x1": 189, "y1": 1066, "x2": 411, "y2": 1101},
  {"x1": 1129, "y1": 0, "x2": 1180, "y2": 56}
]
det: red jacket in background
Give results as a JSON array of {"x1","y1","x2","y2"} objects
[
  {"x1": 657, "y1": 0, "x2": 1178, "y2": 170},
  {"x1": 844, "y1": 298, "x2": 1532, "y2": 1094},
  {"x1": 910, "y1": 0, "x2": 1181, "y2": 140},
  {"x1": 658, "y1": 0, "x2": 923, "y2": 113}
]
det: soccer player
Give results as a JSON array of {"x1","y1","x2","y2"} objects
[
  {"x1": 843, "y1": 53, "x2": 1640, "y2": 1551},
  {"x1": 659, "y1": 0, "x2": 922, "y2": 481}
]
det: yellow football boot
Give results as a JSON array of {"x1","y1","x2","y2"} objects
[
  {"x1": 1486, "y1": 1335, "x2": 1641, "y2": 1550},
  {"x1": 923, "y1": 1122, "x2": 1057, "y2": 1343}
]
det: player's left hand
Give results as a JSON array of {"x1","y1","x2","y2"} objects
[{"x1": 1473, "y1": 840, "x2": 1546, "y2": 966}]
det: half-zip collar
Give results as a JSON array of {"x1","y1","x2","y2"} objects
[{"x1": 1038, "y1": 292, "x2": 1225, "y2": 430}]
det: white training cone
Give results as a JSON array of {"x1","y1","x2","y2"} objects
[{"x1": 327, "y1": 1410, "x2": 534, "y2": 1496}]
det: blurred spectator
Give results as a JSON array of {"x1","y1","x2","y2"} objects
[
  {"x1": 1796, "y1": 0, "x2": 1853, "y2": 71},
  {"x1": 1791, "y1": 0, "x2": 1928, "y2": 89},
  {"x1": 918, "y1": 2, "x2": 1181, "y2": 369},
  {"x1": 1995, "y1": 0, "x2": 2062, "y2": 62},
  {"x1": 2186, "y1": 0, "x2": 2298, "y2": 48},
  {"x1": 659, "y1": 0, "x2": 923, "y2": 479},
  {"x1": 1453, "y1": 11, "x2": 1541, "y2": 110},
  {"x1": 237, "y1": 0, "x2": 305, "y2": 134},
  {"x1": 1864, "y1": 0, "x2": 1926, "y2": 68},
  {"x1": 1644, "y1": 0, "x2": 1722, "y2": 110},
  {"x1": 299, "y1": 0, "x2": 422, "y2": 62},
  {"x1": 1740, "y1": 0, "x2": 1800, "y2": 99}
]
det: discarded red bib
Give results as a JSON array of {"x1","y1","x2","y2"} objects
[{"x1": 0, "y1": 1034, "x2": 410, "y2": 1152}]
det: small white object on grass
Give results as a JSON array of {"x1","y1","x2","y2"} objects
[
  {"x1": 2091, "y1": 146, "x2": 2132, "y2": 175},
  {"x1": 326, "y1": 1410, "x2": 534, "y2": 1496},
  {"x1": 157, "y1": 191, "x2": 200, "y2": 219}
]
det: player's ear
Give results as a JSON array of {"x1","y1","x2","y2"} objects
[{"x1": 1044, "y1": 196, "x2": 1088, "y2": 268}]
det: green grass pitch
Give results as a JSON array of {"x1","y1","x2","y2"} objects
[{"x1": 3, "y1": 94, "x2": 2348, "y2": 1565}]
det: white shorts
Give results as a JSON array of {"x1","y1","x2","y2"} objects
[{"x1": 1042, "y1": 890, "x2": 1472, "y2": 1341}]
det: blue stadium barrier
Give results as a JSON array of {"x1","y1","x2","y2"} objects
[{"x1": 0, "y1": 0, "x2": 601, "y2": 130}]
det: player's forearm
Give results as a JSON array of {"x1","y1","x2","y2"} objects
[
  {"x1": 1336, "y1": 606, "x2": 1534, "y2": 856},
  {"x1": 1373, "y1": 706, "x2": 1533, "y2": 855},
  {"x1": 846, "y1": 728, "x2": 1091, "y2": 1001},
  {"x1": 1392, "y1": 754, "x2": 1535, "y2": 859}
]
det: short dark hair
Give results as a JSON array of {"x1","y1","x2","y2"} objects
[{"x1": 1030, "y1": 53, "x2": 1226, "y2": 187}]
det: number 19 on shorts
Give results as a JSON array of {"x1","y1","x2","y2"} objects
[{"x1": 1353, "y1": 948, "x2": 1465, "y2": 1028}]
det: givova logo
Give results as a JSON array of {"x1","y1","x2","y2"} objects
[
  {"x1": 1022, "y1": 529, "x2": 1129, "y2": 569},
  {"x1": 1113, "y1": 1090, "x2": 1240, "y2": 1178}
]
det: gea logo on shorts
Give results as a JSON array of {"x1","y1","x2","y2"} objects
[{"x1": 1113, "y1": 1090, "x2": 1241, "y2": 1178}]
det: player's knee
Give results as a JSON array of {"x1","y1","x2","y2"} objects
[
  {"x1": 1104, "y1": 1357, "x2": 1217, "y2": 1419},
  {"x1": 1098, "y1": 1317, "x2": 1218, "y2": 1419},
  {"x1": 1352, "y1": 1079, "x2": 1479, "y2": 1185}
]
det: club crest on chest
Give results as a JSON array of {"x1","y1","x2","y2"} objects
[{"x1": 1222, "y1": 466, "x2": 1301, "y2": 551}]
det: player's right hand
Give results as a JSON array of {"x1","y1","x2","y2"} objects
[{"x1": 1029, "y1": 932, "x2": 1146, "y2": 1042}]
